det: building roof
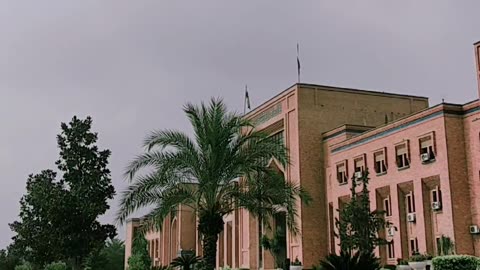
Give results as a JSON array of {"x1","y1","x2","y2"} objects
[
  {"x1": 244, "y1": 83, "x2": 429, "y2": 118},
  {"x1": 327, "y1": 99, "x2": 480, "y2": 154}
]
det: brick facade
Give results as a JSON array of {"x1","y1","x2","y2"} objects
[{"x1": 124, "y1": 43, "x2": 480, "y2": 269}]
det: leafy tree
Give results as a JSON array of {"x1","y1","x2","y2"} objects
[
  {"x1": 14, "y1": 262, "x2": 33, "y2": 270},
  {"x1": 127, "y1": 234, "x2": 151, "y2": 270},
  {"x1": 10, "y1": 116, "x2": 116, "y2": 269},
  {"x1": 55, "y1": 116, "x2": 116, "y2": 268},
  {"x1": 85, "y1": 238, "x2": 125, "y2": 270},
  {"x1": 261, "y1": 229, "x2": 286, "y2": 269},
  {"x1": 44, "y1": 262, "x2": 68, "y2": 270},
  {"x1": 335, "y1": 168, "x2": 388, "y2": 255},
  {"x1": 117, "y1": 99, "x2": 309, "y2": 270},
  {"x1": 0, "y1": 248, "x2": 21, "y2": 270},
  {"x1": 9, "y1": 170, "x2": 66, "y2": 267}
]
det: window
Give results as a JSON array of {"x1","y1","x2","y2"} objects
[
  {"x1": 406, "y1": 192, "x2": 416, "y2": 214},
  {"x1": 336, "y1": 162, "x2": 348, "y2": 185},
  {"x1": 410, "y1": 238, "x2": 419, "y2": 255},
  {"x1": 395, "y1": 142, "x2": 410, "y2": 169},
  {"x1": 436, "y1": 237, "x2": 441, "y2": 255},
  {"x1": 270, "y1": 131, "x2": 284, "y2": 145},
  {"x1": 374, "y1": 149, "x2": 387, "y2": 174},
  {"x1": 354, "y1": 155, "x2": 366, "y2": 180},
  {"x1": 383, "y1": 196, "x2": 392, "y2": 217},
  {"x1": 431, "y1": 186, "x2": 442, "y2": 211},
  {"x1": 420, "y1": 134, "x2": 436, "y2": 162},
  {"x1": 387, "y1": 241, "x2": 395, "y2": 259}
]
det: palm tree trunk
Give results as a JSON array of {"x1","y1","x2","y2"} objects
[{"x1": 202, "y1": 231, "x2": 219, "y2": 270}]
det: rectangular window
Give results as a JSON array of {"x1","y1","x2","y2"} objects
[
  {"x1": 270, "y1": 130, "x2": 284, "y2": 145},
  {"x1": 395, "y1": 143, "x2": 410, "y2": 169},
  {"x1": 354, "y1": 156, "x2": 365, "y2": 173},
  {"x1": 374, "y1": 149, "x2": 387, "y2": 174},
  {"x1": 406, "y1": 192, "x2": 416, "y2": 214},
  {"x1": 337, "y1": 162, "x2": 348, "y2": 185},
  {"x1": 410, "y1": 238, "x2": 419, "y2": 255},
  {"x1": 420, "y1": 134, "x2": 436, "y2": 162},
  {"x1": 387, "y1": 241, "x2": 395, "y2": 259},
  {"x1": 383, "y1": 196, "x2": 392, "y2": 217},
  {"x1": 436, "y1": 237, "x2": 441, "y2": 255}
]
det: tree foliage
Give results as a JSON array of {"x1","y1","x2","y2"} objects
[
  {"x1": 117, "y1": 99, "x2": 310, "y2": 270},
  {"x1": 335, "y1": 169, "x2": 388, "y2": 255},
  {"x1": 127, "y1": 234, "x2": 151, "y2": 270},
  {"x1": 317, "y1": 251, "x2": 380, "y2": 270},
  {"x1": 170, "y1": 253, "x2": 201, "y2": 270},
  {"x1": 85, "y1": 239, "x2": 125, "y2": 270},
  {"x1": 0, "y1": 248, "x2": 21, "y2": 270},
  {"x1": 9, "y1": 116, "x2": 116, "y2": 269}
]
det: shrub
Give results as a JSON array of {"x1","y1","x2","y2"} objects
[
  {"x1": 317, "y1": 251, "x2": 380, "y2": 270},
  {"x1": 15, "y1": 263, "x2": 32, "y2": 270},
  {"x1": 381, "y1": 265, "x2": 396, "y2": 270},
  {"x1": 44, "y1": 262, "x2": 67, "y2": 270},
  {"x1": 409, "y1": 254, "x2": 427, "y2": 262},
  {"x1": 432, "y1": 255, "x2": 479, "y2": 270},
  {"x1": 170, "y1": 253, "x2": 201, "y2": 270},
  {"x1": 128, "y1": 253, "x2": 150, "y2": 270},
  {"x1": 396, "y1": 259, "x2": 408, "y2": 265}
]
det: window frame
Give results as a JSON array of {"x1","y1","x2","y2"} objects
[
  {"x1": 419, "y1": 132, "x2": 436, "y2": 163},
  {"x1": 383, "y1": 196, "x2": 392, "y2": 217},
  {"x1": 336, "y1": 160, "x2": 348, "y2": 185},
  {"x1": 406, "y1": 192, "x2": 416, "y2": 214},
  {"x1": 409, "y1": 238, "x2": 419, "y2": 255},
  {"x1": 387, "y1": 241, "x2": 395, "y2": 259},
  {"x1": 373, "y1": 147, "x2": 388, "y2": 175},
  {"x1": 395, "y1": 140, "x2": 410, "y2": 169}
]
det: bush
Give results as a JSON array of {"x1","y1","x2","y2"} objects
[
  {"x1": 432, "y1": 255, "x2": 479, "y2": 270},
  {"x1": 44, "y1": 262, "x2": 67, "y2": 270},
  {"x1": 317, "y1": 251, "x2": 380, "y2": 270},
  {"x1": 15, "y1": 263, "x2": 32, "y2": 270},
  {"x1": 409, "y1": 254, "x2": 427, "y2": 262}
]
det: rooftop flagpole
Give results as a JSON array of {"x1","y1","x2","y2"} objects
[{"x1": 297, "y1": 43, "x2": 301, "y2": 83}]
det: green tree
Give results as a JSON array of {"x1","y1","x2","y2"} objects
[
  {"x1": 9, "y1": 170, "x2": 66, "y2": 267},
  {"x1": 85, "y1": 239, "x2": 125, "y2": 270},
  {"x1": 0, "y1": 248, "x2": 21, "y2": 270},
  {"x1": 10, "y1": 116, "x2": 116, "y2": 269},
  {"x1": 335, "y1": 168, "x2": 388, "y2": 255},
  {"x1": 128, "y1": 234, "x2": 151, "y2": 270},
  {"x1": 117, "y1": 99, "x2": 309, "y2": 270}
]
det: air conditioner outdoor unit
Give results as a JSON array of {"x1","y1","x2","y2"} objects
[
  {"x1": 354, "y1": 171, "x2": 363, "y2": 179},
  {"x1": 470, "y1": 225, "x2": 480, "y2": 234},
  {"x1": 387, "y1": 227, "x2": 395, "y2": 237},
  {"x1": 421, "y1": 153, "x2": 430, "y2": 162},
  {"x1": 407, "y1": 213, "x2": 416, "y2": 222},
  {"x1": 432, "y1": 201, "x2": 442, "y2": 211}
]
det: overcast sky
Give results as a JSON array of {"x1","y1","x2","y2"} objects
[{"x1": 0, "y1": 1, "x2": 479, "y2": 249}]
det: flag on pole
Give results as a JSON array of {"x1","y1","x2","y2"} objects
[
  {"x1": 245, "y1": 85, "x2": 251, "y2": 111},
  {"x1": 297, "y1": 43, "x2": 301, "y2": 83}
]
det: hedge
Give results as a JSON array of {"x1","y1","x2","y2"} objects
[
  {"x1": 44, "y1": 262, "x2": 68, "y2": 270},
  {"x1": 432, "y1": 255, "x2": 479, "y2": 270}
]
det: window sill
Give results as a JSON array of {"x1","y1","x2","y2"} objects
[
  {"x1": 339, "y1": 182, "x2": 348, "y2": 186},
  {"x1": 422, "y1": 159, "x2": 436, "y2": 165},
  {"x1": 376, "y1": 172, "x2": 387, "y2": 177},
  {"x1": 398, "y1": 165, "x2": 410, "y2": 171}
]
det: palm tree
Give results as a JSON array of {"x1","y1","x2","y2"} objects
[{"x1": 117, "y1": 98, "x2": 309, "y2": 270}]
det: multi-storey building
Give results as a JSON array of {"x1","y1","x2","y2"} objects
[{"x1": 124, "y1": 42, "x2": 480, "y2": 269}]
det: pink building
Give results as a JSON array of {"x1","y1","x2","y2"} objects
[{"x1": 125, "y1": 42, "x2": 480, "y2": 269}]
